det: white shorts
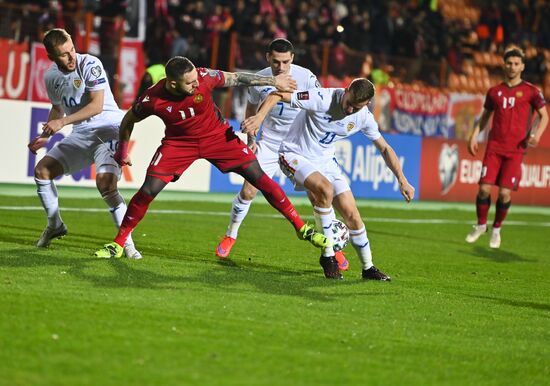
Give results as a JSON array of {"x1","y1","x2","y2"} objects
[
  {"x1": 279, "y1": 152, "x2": 350, "y2": 195},
  {"x1": 255, "y1": 140, "x2": 280, "y2": 177},
  {"x1": 46, "y1": 129, "x2": 121, "y2": 177}
]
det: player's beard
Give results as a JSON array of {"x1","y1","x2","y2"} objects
[
  {"x1": 173, "y1": 85, "x2": 194, "y2": 97},
  {"x1": 57, "y1": 60, "x2": 76, "y2": 73}
]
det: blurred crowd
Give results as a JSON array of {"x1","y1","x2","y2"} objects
[{"x1": 1, "y1": 0, "x2": 550, "y2": 88}]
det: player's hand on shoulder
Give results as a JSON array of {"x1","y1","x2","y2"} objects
[
  {"x1": 241, "y1": 115, "x2": 262, "y2": 136},
  {"x1": 274, "y1": 73, "x2": 297, "y2": 92}
]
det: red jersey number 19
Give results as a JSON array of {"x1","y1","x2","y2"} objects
[{"x1": 502, "y1": 97, "x2": 515, "y2": 109}]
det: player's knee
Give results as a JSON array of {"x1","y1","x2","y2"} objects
[
  {"x1": 478, "y1": 186, "x2": 491, "y2": 199},
  {"x1": 34, "y1": 164, "x2": 52, "y2": 180},
  {"x1": 96, "y1": 174, "x2": 118, "y2": 194},
  {"x1": 498, "y1": 191, "x2": 511, "y2": 203},
  {"x1": 240, "y1": 183, "x2": 258, "y2": 201}
]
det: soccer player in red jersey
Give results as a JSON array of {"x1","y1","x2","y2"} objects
[
  {"x1": 94, "y1": 56, "x2": 330, "y2": 258},
  {"x1": 466, "y1": 47, "x2": 548, "y2": 248}
]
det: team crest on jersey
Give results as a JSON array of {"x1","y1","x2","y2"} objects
[
  {"x1": 516, "y1": 91, "x2": 523, "y2": 98},
  {"x1": 346, "y1": 122, "x2": 355, "y2": 131},
  {"x1": 297, "y1": 91, "x2": 309, "y2": 100},
  {"x1": 73, "y1": 79, "x2": 82, "y2": 89},
  {"x1": 91, "y1": 65, "x2": 102, "y2": 78},
  {"x1": 194, "y1": 94, "x2": 204, "y2": 103}
]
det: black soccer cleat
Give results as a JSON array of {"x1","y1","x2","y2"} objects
[
  {"x1": 362, "y1": 266, "x2": 391, "y2": 281},
  {"x1": 319, "y1": 254, "x2": 343, "y2": 280}
]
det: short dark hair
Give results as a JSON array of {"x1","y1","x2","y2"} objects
[
  {"x1": 348, "y1": 78, "x2": 375, "y2": 102},
  {"x1": 267, "y1": 38, "x2": 294, "y2": 54},
  {"x1": 165, "y1": 56, "x2": 195, "y2": 79},
  {"x1": 503, "y1": 48, "x2": 525, "y2": 63},
  {"x1": 43, "y1": 28, "x2": 71, "y2": 55}
]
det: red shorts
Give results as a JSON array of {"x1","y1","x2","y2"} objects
[
  {"x1": 146, "y1": 129, "x2": 257, "y2": 183},
  {"x1": 479, "y1": 149, "x2": 523, "y2": 190}
]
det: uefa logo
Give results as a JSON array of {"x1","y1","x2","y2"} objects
[{"x1": 438, "y1": 143, "x2": 459, "y2": 195}]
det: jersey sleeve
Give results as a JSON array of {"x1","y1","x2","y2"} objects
[
  {"x1": 531, "y1": 87, "x2": 546, "y2": 110},
  {"x1": 44, "y1": 69, "x2": 61, "y2": 105},
  {"x1": 306, "y1": 71, "x2": 321, "y2": 89},
  {"x1": 247, "y1": 86, "x2": 261, "y2": 105},
  {"x1": 197, "y1": 67, "x2": 225, "y2": 90},
  {"x1": 290, "y1": 88, "x2": 328, "y2": 111},
  {"x1": 360, "y1": 111, "x2": 382, "y2": 141},
  {"x1": 80, "y1": 55, "x2": 109, "y2": 92},
  {"x1": 483, "y1": 89, "x2": 496, "y2": 111},
  {"x1": 131, "y1": 92, "x2": 153, "y2": 120}
]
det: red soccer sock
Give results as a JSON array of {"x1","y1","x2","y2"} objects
[
  {"x1": 114, "y1": 190, "x2": 154, "y2": 246},
  {"x1": 493, "y1": 199, "x2": 511, "y2": 228},
  {"x1": 254, "y1": 173, "x2": 305, "y2": 231},
  {"x1": 476, "y1": 195, "x2": 491, "y2": 225}
]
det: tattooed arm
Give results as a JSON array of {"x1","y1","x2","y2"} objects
[{"x1": 222, "y1": 71, "x2": 297, "y2": 92}]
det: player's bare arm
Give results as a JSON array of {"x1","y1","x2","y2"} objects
[
  {"x1": 222, "y1": 72, "x2": 297, "y2": 92},
  {"x1": 245, "y1": 102, "x2": 259, "y2": 150},
  {"x1": 27, "y1": 104, "x2": 65, "y2": 153},
  {"x1": 373, "y1": 137, "x2": 415, "y2": 203},
  {"x1": 241, "y1": 92, "x2": 290, "y2": 136},
  {"x1": 527, "y1": 105, "x2": 549, "y2": 147},
  {"x1": 468, "y1": 108, "x2": 492, "y2": 156},
  {"x1": 114, "y1": 109, "x2": 144, "y2": 167},
  {"x1": 41, "y1": 90, "x2": 104, "y2": 136}
]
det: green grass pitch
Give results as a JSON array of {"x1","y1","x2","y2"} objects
[{"x1": 0, "y1": 184, "x2": 549, "y2": 386}]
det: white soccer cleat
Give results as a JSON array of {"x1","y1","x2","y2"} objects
[
  {"x1": 465, "y1": 224, "x2": 487, "y2": 243},
  {"x1": 489, "y1": 230, "x2": 501, "y2": 249},
  {"x1": 124, "y1": 243, "x2": 143, "y2": 259},
  {"x1": 36, "y1": 223, "x2": 68, "y2": 247}
]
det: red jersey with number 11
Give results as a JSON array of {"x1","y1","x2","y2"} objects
[
  {"x1": 483, "y1": 81, "x2": 546, "y2": 154},
  {"x1": 132, "y1": 68, "x2": 230, "y2": 141}
]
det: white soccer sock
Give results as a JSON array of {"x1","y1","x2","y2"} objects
[
  {"x1": 314, "y1": 206, "x2": 336, "y2": 257},
  {"x1": 226, "y1": 193, "x2": 252, "y2": 239},
  {"x1": 35, "y1": 177, "x2": 63, "y2": 228},
  {"x1": 102, "y1": 190, "x2": 134, "y2": 246},
  {"x1": 350, "y1": 226, "x2": 373, "y2": 270}
]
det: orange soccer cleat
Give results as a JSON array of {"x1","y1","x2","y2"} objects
[
  {"x1": 216, "y1": 236, "x2": 236, "y2": 258},
  {"x1": 335, "y1": 250, "x2": 349, "y2": 271}
]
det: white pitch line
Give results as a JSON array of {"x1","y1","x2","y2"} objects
[{"x1": 1, "y1": 206, "x2": 550, "y2": 227}]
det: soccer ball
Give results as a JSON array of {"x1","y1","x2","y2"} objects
[{"x1": 331, "y1": 219, "x2": 349, "y2": 252}]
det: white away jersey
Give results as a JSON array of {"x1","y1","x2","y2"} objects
[
  {"x1": 44, "y1": 53, "x2": 124, "y2": 132},
  {"x1": 280, "y1": 88, "x2": 381, "y2": 159},
  {"x1": 248, "y1": 64, "x2": 319, "y2": 148}
]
